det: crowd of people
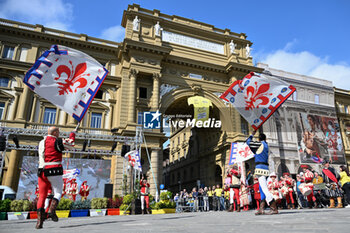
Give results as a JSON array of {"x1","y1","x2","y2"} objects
[{"x1": 174, "y1": 161, "x2": 350, "y2": 213}]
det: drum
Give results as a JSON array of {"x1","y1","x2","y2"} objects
[
  {"x1": 299, "y1": 183, "x2": 312, "y2": 196},
  {"x1": 281, "y1": 186, "x2": 288, "y2": 197}
]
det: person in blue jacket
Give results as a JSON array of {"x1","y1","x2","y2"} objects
[{"x1": 247, "y1": 130, "x2": 278, "y2": 215}]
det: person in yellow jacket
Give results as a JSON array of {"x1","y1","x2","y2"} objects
[
  {"x1": 207, "y1": 186, "x2": 214, "y2": 211},
  {"x1": 340, "y1": 165, "x2": 350, "y2": 206}
]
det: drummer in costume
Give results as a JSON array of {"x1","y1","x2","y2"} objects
[
  {"x1": 322, "y1": 160, "x2": 342, "y2": 208},
  {"x1": 247, "y1": 131, "x2": 278, "y2": 215},
  {"x1": 267, "y1": 173, "x2": 281, "y2": 205},
  {"x1": 301, "y1": 165, "x2": 316, "y2": 208},
  {"x1": 283, "y1": 173, "x2": 295, "y2": 209}
]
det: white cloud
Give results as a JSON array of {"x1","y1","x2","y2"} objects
[
  {"x1": 0, "y1": 0, "x2": 73, "y2": 31},
  {"x1": 256, "y1": 43, "x2": 350, "y2": 90},
  {"x1": 100, "y1": 25, "x2": 125, "y2": 42}
]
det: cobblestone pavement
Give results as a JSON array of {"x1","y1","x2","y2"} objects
[{"x1": 1, "y1": 208, "x2": 349, "y2": 233}]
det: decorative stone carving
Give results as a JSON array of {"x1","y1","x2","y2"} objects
[
  {"x1": 246, "y1": 44, "x2": 252, "y2": 57},
  {"x1": 229, "y1": 40, "x2": 235, "y2": 54},
  {"x1": 160, "y1": 84, "x2": 179, "y2": 99},
  {"x1": 154, "y1": 21, "x2": 162, "y2": 36},
  {"x1": 153, "y1": 72, "x2": 161, "y2": 80},
  {"x1": 134, "y1": 57, "x2": 145, "y2": 63},
  {"x1": 191, "y1": 84, "x2": 202, "y2": 94},
  {"x1": 129, "y1": 68, "x2": 139, "y2": 78},
  {"x1": 133, "y1": 16, "x2": 140, "y2": 31},
  {"x1": 149, "y1": 59, "x2": 157, "y2": 65}
]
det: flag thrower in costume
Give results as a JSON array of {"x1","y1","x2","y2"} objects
[
  {"x1": 124, "y1": 150, "x2": 142, "y2": 172},
  {"x1": 24, "y1": 45, "x2": 109, "y2": 122},
  {"x1": 220, "y1": 72, "x2": 295, "y2": 130}
]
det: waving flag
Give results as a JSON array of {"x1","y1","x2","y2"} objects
[
  {"x1": 229, "y1": 142, "x2": 255, "y2": 165},
  {"x1": 124, "y1": 150, "x2": 142, "y2": 171},
  {"x1": 63, "y1": 168, "x2": 80, "y2": 180},
  {"x1": 24, "y1": 45, "x2": 108, "y2": 122},
  {"x1": 220, "y1": 72, "x2": 295, "y2": 130}
]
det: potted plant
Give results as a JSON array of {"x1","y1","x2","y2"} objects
[
  {"x1": 8, "y1": 200, "x2": 32, "y2": 220},
  {"x1": 29, "y1": 200, "x2": 38, "y2": 219},
  {"x1": 90, "y1": 198, "x2": 108, "y2": 217},
  {"x1": 152, "y1": 191, "x2": 176, "y2": 214},
  {"x1": 56, "y1": 198, "x2": 72, "y2": 218},
  {"x1": 107, "y1": 195, "x2": 123, "y2": 216},
  {"x1": 119, "y1": 194, "x2": 133, "y2": 215},
  {"x1": 70, "y1": 200, "x2": 90, "y2": 217},
  {"x1": 0, "y1": 199, "x2": 11, "y2": 220}
]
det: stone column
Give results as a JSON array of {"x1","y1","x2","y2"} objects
[
  {"x1": 4, "y1": 150, "x2": 21, "y2": 191},
  {"x1": 9, "y1": 93, "x2": 20, "y2": 121},
  {"x1": 30, "y1": 94, "x2": 38, "y2": 122},
  {"x1": 67, "y1": 115, "x2": 76, "y2": 126},
  {"x1": 149, "y1": 147, "x2": 162, "y2": 197},
  {"x1": 128, "y1": 69, "x2": 138, "y2": 123},
  {"x1": 152, "y1": 73, "x2": 160, "y2": 110},
  {"x1": 16, "y1": 86, "x2": 30, "y2": 121}
]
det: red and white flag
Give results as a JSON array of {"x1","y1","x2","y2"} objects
[
  {"x1": 24, "y1": 45, "x2": 108, "y2": 122},
  {"x1": 220, "y1": 72, "x2": 295, "y2": 130},
  {"x1": 124, "y1": 150, "x2": 142, "y2": 172}
]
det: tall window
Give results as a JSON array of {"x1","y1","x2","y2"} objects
[
  {"x1": 315, "y1": 94, "x2": 320, "y2": 104},
  {"x1": 241, "y1": 117, "x2": 249, "y2": 135},
  {"x1": 19, "y1": 47, "x2": 28, "y2": 62},
  {"x1": 0, "y1": 77, "x2": 9, "y2": 87},
  {"x1": 139, "y1": 87, "x2": 147, "y2": 99},
  {"x1": 43, "y1": 108, "x2": 56, "y2": 124},
  {"x1": 90, "y1": 112, "x2": 102, "y2": 128},
  {"x1": 2, "y1": 46, "x2": 15, "y2": 59},
  {"x1": 292, "y1": 90, "x2": 297, "y2": 101},
  {"x1": 0, "y1": 102, "x2": 5, "y2": 119}
]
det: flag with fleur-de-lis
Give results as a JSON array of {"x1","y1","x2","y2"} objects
[
  {"x1": 24, "y1": 45, "x2": 108, "y2": 122},
  {"x1": 220, "y1": 72, "x2": 295, "y2": 130}
]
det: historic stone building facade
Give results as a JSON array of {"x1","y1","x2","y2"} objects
[
  {"x1": 0, "y1": 4, "x2": 262, "y2": 196},
  {"x1": 258, "y1": 63, "x2": 346, "y2": 177},
  {"x1": 334, "y1": 88, "x2": 350, "y2": 167}
]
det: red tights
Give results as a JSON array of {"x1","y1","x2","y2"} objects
[
  {"x1": 285, "y1": 191, "x2": 294, "y2": 204},
  {"x1": 37, "y1": 173, "x2": 50, "y2": 209}
]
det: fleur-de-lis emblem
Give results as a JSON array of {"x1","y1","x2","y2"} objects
[
  {"x1": 244, "y1": 81, "x2": 272, "y2": 110},
  {"x1": 238, "y1": 146, "x2": 251, "y2": 158},
  {"x1": 55, "y1": 61, "x2": 90, "y2": 95}
]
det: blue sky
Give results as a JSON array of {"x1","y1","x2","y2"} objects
[{"x1": 1, "y1": 0, "x2": 350, "y2": 89}]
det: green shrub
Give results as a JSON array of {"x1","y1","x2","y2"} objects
[
  {"x1": 22, "y1": 200, "x2": 32, "y2": 211},
  {"x1": 152, "y1": 200, "x2": 176, "y2": 210},
  {"x1": 119, "y1": 204, "x2": 129, "y2": 211},
  {"x1": 0, "y1": 199, "x2": 11, "y2": 212},
  {"x1": 91, "y1": 198, "x2": 108, "y2": 209},
  {"x1": 160, "y1": 191, "x2": 172, "y2": 201},
  {"x1": 56, "y1": 198, "x2": 72, "y2": 210},
  {"x1": 71, "y1": 200, "x2": 91, "y2": 210},
  {"x1": 122, "y1": 194, "x2": 133, "y2": 205}
]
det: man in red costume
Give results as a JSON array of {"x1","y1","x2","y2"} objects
[
  {"x1": 283, "y1": 173, "x2": 295, "y2": 209},
  {"x1": 140, "y1": 176, "x2": 150, "y2": 214},
  {"x1": 301, "y1": 165, "x2": 316, "y2": 208},
  {"x1": 252, "y1": 177, "x2": 261, "y2": 210},
  {"x1": 227, "y1": 164, "x2": 241, "y2": 212},
  {"x1": 36, "y1": 127, "x2": 75, "y2": 229},
  {"x1": 79, "y1": 181, "x2": 90, "y2": 201}
]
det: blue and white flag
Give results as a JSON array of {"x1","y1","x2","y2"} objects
[
  {"x1": 24, "y1": 45, "x2": 108, "y2": 122},
  {"x1": 228, "y1": 142, "x2": 255, "y2": 165},
  {"x1": 125, "y1": 150, "x2": 142, "y2": 172}
]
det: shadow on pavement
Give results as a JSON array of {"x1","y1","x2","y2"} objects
[{"x1": 60, "y1": 219, "x2": 137, "y2": 228}]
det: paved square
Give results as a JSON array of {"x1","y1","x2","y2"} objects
[{"x1": 1, "y1": 208, "x2": 349, "y2": 233}]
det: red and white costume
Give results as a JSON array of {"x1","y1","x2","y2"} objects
[
  {"x1": 253, "y1": 178, "x2": 261, "y2": 210},
  {"x1": 67, "y1": 179, "x2": 78, "y2": 201},
  {"x1": 239, "y1": 184, "x2": 250, "y2": 210},
  {"x1": 37, "y1": 131, "x2": 75, "y2": 210},
  {"x1": 267, "y1": 173, "x2": 280, "y2": 201},
  {"x1": 302, "y1": 166, "x2": 316, "y2": 204},
  {"x1": 227, "y1": 167, "x2": 241, "y2": 206},
  {"x1": 140, "y1": 179, "x2": 150, "y2": 211},
  {"x1": 283, "y1": 173, "x2": 295, "y2": 207},
  {"x1": 79, "y1": 181, "x2": 90, "y2": 201}
]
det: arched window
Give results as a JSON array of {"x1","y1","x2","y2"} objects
[{"x1": 0, "y1": 77, "x2": 9, "y2": 88}]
